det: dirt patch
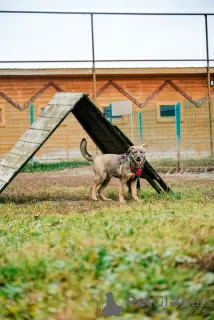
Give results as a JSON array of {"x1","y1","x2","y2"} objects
[
  {"x1": 1, "y1": 165, "x2": 214, "y2": 201},
  {"x1": 1, "y1": 166, "x2": 119, "y2": 199},
  {"x1": 154, "y1": 166, "x2": 214, "y2": 175},
  {"x1": 196, "y1": 253, "x2": 214, "y2": 272}
]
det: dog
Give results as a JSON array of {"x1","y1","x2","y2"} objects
[{"x1": 80, "y1": 138, "x2": 147, "y2": 203}]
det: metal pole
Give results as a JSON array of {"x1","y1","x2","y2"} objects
[
  {"x1": 0, "y1": 59, "x2": 210, "y2": 64},
  {"x1": 175, "y1": 102, "x2": 181, "y2": 172},
  {"x1": 205, "y1": 14, "x2": 213, "y2": 156},
  {"x1": 91, "y1": 13, "x2": 98, "y2": 156},
  {"x1": 130, "y1": 111, "x2": 134, "y2": 142},
  {"x1": 30, "y1": 104, "x2": 35, "y2": 165},
  {"x1": 1, "y1": 10, "x2": 214, "y2": 16},
  {"x1": 109, "y1": 104, "x2": 113, "y2": 124},
  {"x1": 91, "y1": 14, "x2": 97, "y2": 104},
  {"x1": 138, "y1": 112, "x2": 143, "y2": 144}
]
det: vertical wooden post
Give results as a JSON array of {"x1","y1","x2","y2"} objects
[
  {"x1": 205, "y1": 14, "x2": 213, "y2": 156},
  {"x1": 175, "y1": 102, "x2": 181, "y2": 172}
]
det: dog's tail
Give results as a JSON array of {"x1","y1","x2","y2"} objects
[{"x1": 80, "y1": 138, "x2": 94, "y2": 162}]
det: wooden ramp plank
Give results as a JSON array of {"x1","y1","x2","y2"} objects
[
  {"x1": 0, "y1": 165, "x2": 17, "y2": 182},
  {"x1": 0, "y1": 181, "x2": 7, "y2": 190},
  {"x1": 0, "y1": 92, "x2": 87, "y2": 193},
  {"x1": 20, "y1": 129, "x2": 51, "y2": 144},
  {"x1": 31, "y1": 117, "x2": 62, "y2": 131},
  {"x1": 1, "y1": 153, "x2": 29, "y2": 169},
  {"x1": 10, "y1": 141, "x2": 40, "y2": 157},
  {"x1": 39, "y1": 105, "x2": 72, "y2": 118}
]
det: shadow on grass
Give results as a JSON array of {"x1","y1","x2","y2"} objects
[
  {"x1": 0, "y1": 188, "x2": 182, "y2": 205},
  {"x1": 0, "y1": 193, "x2": 91, "y2": 205}
]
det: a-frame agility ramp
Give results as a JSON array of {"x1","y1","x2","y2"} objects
[{"x1": 0, "y1": 93, "x2": 171, "y2": 194}]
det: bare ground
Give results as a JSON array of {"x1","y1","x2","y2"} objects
[
  {"x1": 1, "y1": 165, "x2": 213, "y2": 200},
  {"x1": 3, "y1": 165, "x2": 214, "y2": 191}
]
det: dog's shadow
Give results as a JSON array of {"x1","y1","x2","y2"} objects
[
  {"x1": 0, "y1": 188, "x2": 120, "y2": 205},
  {"x1": 0, "y1": 187, "x2": 163, "y2": 205},
  {"x1": 0, "y1": 194, "x2": 92, "y2": 205}
]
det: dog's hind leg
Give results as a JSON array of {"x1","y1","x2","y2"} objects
[
  {"x1": 92, "y1": 176, "x2": 101, "y2": 201},
  {"x1": 92, "y1": 171, "x2": 108, "y2": 201},
  {"x1": 98, "y1": 175, "x2": 111, "y2": 201}
]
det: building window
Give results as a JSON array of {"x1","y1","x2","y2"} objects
[
  {"x1": 0, "y1": 107, "x2": 5, "y2": 126},
  {"x1": 157, "y1": 102, "x2": 183, "y2": 123},
  {"x1": 160, "y1": 105, "x2": 175, "y2": 117},
  {"x1": 211, "y1": 80, "x2": 214, "y2": 87}
]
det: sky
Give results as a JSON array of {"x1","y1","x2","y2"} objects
[{"x1": 0, "y1": 0, "x2": 214, "y2": 69}]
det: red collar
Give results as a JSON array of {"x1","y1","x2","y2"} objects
[{"x1": 130, "y1": 163, "x2": 143, "y2": 177}]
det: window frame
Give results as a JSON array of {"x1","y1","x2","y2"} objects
[{"x1": 156, "y1": 101, "x2": 183, "y2": 123}]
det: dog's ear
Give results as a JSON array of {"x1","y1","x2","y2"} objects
[
  {"x1": 141, "y1": 144, "x2": 148, "y2": 149},
  {"x1": 127, "y1": 146, "x2": 134, "y2": 153}
]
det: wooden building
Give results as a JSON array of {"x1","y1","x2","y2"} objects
[{"x1": 0, "y1": 67, "x2": 213, "y2": 161}]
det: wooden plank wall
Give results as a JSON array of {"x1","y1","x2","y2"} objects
[{"x1": 0, "y1": 74, "x2": 213, "y2": 160}]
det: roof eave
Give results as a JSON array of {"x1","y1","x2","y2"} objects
[{"x1": 0, "y1": 67, "x2": 213, "y2": 77}]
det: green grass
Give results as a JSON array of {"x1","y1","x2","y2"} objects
[
  {"x1": 20, "y1": 157, "x2": 214, "y2": 174},
  {"x1": 21, "y1": 160, "x2": 90, "y2": 173},
  {"x1": 0, "y1": 180, "x2": 214, "y2": 319}
]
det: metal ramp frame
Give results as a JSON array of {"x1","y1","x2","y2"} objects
[{"x1": 0, "y1": 92, "x2": 171, "y2": 194}]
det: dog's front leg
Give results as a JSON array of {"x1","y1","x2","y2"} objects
[
  {"x1": 130, "y1": 178, "x2": 139, "y2": 201},
  {"x1": 119, "y1": 179, "x2": 126, "y2": 203},
  {"x1": 119, "y1": 174, "x2": 134, "y2": 203}
]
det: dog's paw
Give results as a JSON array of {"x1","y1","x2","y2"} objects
[
  {"x1": 132, "y1": 197, "x2": 140, "y2": 201},
  {"x1": 99, "y1": 195, "x2": 112, "y2": 201},
  {"x1": 92, "y1": 197, "x2": 98, "y2": 201},
  {"x1": 119, "y1": 199, "x2": 126, "y2": 204},
  {"x1": 103, "y1": 198, "x2": 112, "y2": 201}
]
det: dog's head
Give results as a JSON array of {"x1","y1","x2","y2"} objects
[{"x1": 127, "y1": 144, "x2": 148, "y2": 166}]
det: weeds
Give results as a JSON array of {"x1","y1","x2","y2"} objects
[{"x1": 21, "y1": 160, "x2": 90, "y2": 173}]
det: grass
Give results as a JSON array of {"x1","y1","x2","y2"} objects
[
  {"x1": 0, "y1": 178, "x2": 214, "y2": 319},
  {"x1": 20, "y1": 157, "x2": 214, "y2": 174},
  {"x1": 21, "y1": 160, "x2": 90, "y2": 173}
]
